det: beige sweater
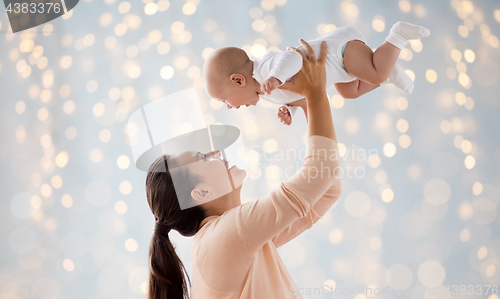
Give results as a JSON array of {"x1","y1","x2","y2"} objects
[{"x1": 191, "y1": 135, "x2": 342, "y2": 299}]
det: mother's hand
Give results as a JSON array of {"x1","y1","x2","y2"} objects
[{"x1": 278, "y1": 39, "x2": 327, "y2": 97}]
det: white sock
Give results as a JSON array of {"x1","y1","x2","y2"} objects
[
  {"x1": 381, "y1": 63, "x2": 414, "y2": 94},
  {"x1": 385, "y1": 21, "x2": 431, "y2": 49}
]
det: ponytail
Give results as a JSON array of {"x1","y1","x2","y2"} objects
[
  {"x1": 145, "y1": 155, "x2": 206, "y2": 299},
  {"x1": 148, "y1": 222, "x2": 190, "y2": 299}
]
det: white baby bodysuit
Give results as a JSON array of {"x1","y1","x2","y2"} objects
[{"x1": 252, "y1": 26, "x2": 367, "y2": 119}]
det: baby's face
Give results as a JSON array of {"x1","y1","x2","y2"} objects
[{"x1": 209, "y1": 82, "x2": 260, "y2": 109}]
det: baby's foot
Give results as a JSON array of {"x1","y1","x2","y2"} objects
[
  {"x1": 383, "y1": 63, "x2": 414, "y2": 94},
  {"x1": 391, "y1": 21, "x2": 430, "y2": 40},
  {"x1": 386, "y1": 22, "x2": 430, "y2": 49},
  {"x1": 277, "y1": 106, "x2": 292, "y2": 125}
]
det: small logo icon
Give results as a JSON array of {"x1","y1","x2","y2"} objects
[{"x1": 4, "y1": 0, "x2": 79, "y2": 33}]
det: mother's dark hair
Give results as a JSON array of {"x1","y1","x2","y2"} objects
[{"x1": 145, "y1": 154, "x2": 206, "y2": 299}]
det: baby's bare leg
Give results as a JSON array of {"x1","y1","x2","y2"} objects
[
  {"x1": 343, "y1": 40, "x2": 400, "y2": 85},
  {"x1": 334, "y1": 80, "x2": 380, "y2": 99}
]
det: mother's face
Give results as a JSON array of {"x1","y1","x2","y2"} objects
[{"x1": 173, "y1": 150, "x2": 246, "y2": 203}]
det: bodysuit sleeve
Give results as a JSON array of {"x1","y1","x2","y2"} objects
[{"x1": 267, "y1": 50, "x2": 303, "y2": 85}]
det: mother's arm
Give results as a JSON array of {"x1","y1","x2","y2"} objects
[
  {"x1": 234, "y1": 40, "x2": 341, "y2": 255},
  {"x1": 271, "y1": 175, "x2": 342, "y2": 248}
]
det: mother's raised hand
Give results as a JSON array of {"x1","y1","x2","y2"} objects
[{"x1": 278, "y1": 39, "x2": 327, "y2": 97}]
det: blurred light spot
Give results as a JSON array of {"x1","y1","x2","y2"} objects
[
  {"x1": 426, "y1": 69, "x2": 437, "y2": 83},
  {"x1": 87, "y1": 80, "x2": 98, "y2": 93},
  {"x1": 15, "y1": 126, "x2": 26, "y2": 143},
  {"x1": 173, "y1": 56, "x2": 189, "y2": 69},
  {"x1": 396, "y1": 119, "x2": 409, "y2": 133},
  {"x1": 458, "y1": 25, "x2": 469, "y2": 37},
  {"x1": 117, "y1": 155, "x2": 130, "y2": 169},
  {"x1": 345, "y1": 191, "x2": 371, "y2": 218},
  {"x1": 410, "y1": 39, "x2": 422, "y2": 52},
  {"x1": 212, "y1": 31, "x2": 225, "y2": 43},
  {"x1": 330, "y1": 94, "x2": 344, "y2": 108},
  {"x1": 160, "y1": 66, "x2": 174, "y2": 80},
  {"x1": 458, "y1": 73, "x2": 470, "y2": 88},
  {"x1": 93, "y1": 103, "x2": 105, "y2": 117},
  {"x1": 90, "y1": 148, "x2": 103, "y2": 163},
  {"x1": 418, "y1": 260, "x2": 445, "y2": 285},
  {"x1": 115, "y1": 201, "x2": 128, "y2": 214},
  {"x1": 424, "y1": 178, "x2": 451, "y2": 205},
  {"x1": 341, "y1": 2, "x2": 359, "y2": 17},
  {"x1": 158, "y1": 0, "x2": 170, "y2": 11},
  {"x1": 261, "y1": 0, "x2": 275, "y2": 11},
  {"x1": 15, "y1": 101, "x2": 26, "y2": 114},
  {"x1": 372, "y1": 16, "x2": 385, "y2": 32},
  {"x1": 250, "y1": 44, "x2": 266, "y2": 58},
  {"x1": 249, "y1": 7, "x2": 263, "y2": 19},
  {"x1": 100, "y1": 129, "x2": 112, "y2": 143},
  {"x1": 396, "y1": 97, "x2": 408, "y2": 110},
  {"x1": 345, "y1": 118, "x2": 360, "y2": 134},
  {"x1": 66, "y1": 127, "x2": 77, "y2": 140},
  {"x1": 118, "y1": 1, "x2": 131, "y2": 13},
  {"x1": 171, "y1": 21, "x2": 184, "y2": 34},
  {"x1": 368, "y1": 154, "x2": 381, "y2": 168},
  {"x1": 374, "y1": 170, "x2": 387, "y2": 184},
  {"x1": 455, "y1": 92, "x2": 466, "y2": 105},
  {"x1": 83, "y1": 34, "x2": 95, "y2": 47},
  {"x1": 119, "y1": 181, "x2": 132, "y2": 195},
  {"x1": 100, "y1": 12, "x2": 113, "y2": 26},
  {"x1": 399, "y1": 134, "x2": 411, "y2": 148},
  {"x1": 459, "y1": 228, "x2": 470, "y2": 242},
  {"x1": 464, "y1": 155, "x2": 475, "y2": 169},
  {"x1": 329, "y1": 229, "x2": 343, "y2": 244},
  {"x1": 37, "y1": 108, "x2": 49, "y2": 121},
  {"x1": 252, "y1": 19, "x2": 266, "y2": 32},
  {"x1": 399, "y1": 48, "x2": 413, "y2": 61},
  {"x1": 204, "y1": 19, "x2": 217, "y2": 32},
  {"x1": 183, "y1": 3, "x2": 196, "y2": 15},
  {"x1": 383, "y1": 143, "x2": 396, "y2": 157},
  {"x1": 338, "y1": 143, "x2": 346, "y2": 157},
  {"x1": 104, "y1": 36, "x2": 117, "y2": 49},
  {"x1": 63, "y1": 258, "x2": 75, "y2": 271},
  {"x1": 202, "y1": 47, "x2": 214, "y2": 60},
  {"x1": 144, "y1": 2, "x2": 158, "y2": 15},
  {"x1": 399, "y1": 0, "x2": 411, "y2": 13},
  {"x1": 472, "y1": 182, "x2": 483, "y2": 195},
  {"x1": 451, "y1": 49, "x2": 462, "y2": 62},
  {"x1": 456, "y1": 61, "x2": 467, "y2": 73},
  {"x1": 128, "y1": 65, "x2": 141, "y2": 79},
  {"x1": 477, "y1": 246, "x2": 488, "y2": 260},
  {"x1": 125, "y1": 238, "x2": 138, "y2": 252},
  {"x1": 51, "y1": 175, "x2": 63, "y2": 189},
  {"x1": 115, "y1": 23, "x2": 127, "y2": 36},
  {"x1": 461, "y1": 139, "x2": 472, "y2": 154},
  {"x1": 404, "y1": 69, "x2": 415, "y2": 81},
  {"x1": 60, "y1": 55, "x2": 73, "y2": 69},
  {"x1": 63, "y1": 101, "x2": 75, "y2": 114},
  {"x1": 369, "y1": 237, "x2": 382, "y2": 250},
  {"x1": 157, "y1": 42, "x2": 170, "y2": 55},
  {"x1": 464, "y1": 49, "x2": 475, "y2": 63},
  {"x1": 263, "y1": 139, "x2": 278, "y2": 153},
  {"x1": 61, "y1": 194, "x2": 73, "y2": 208},
  {"x1": 381, "y1": 189, "x2": 394, "y2": 203}
]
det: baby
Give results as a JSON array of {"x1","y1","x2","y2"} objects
[{"x1": 203, "y1": 21, "x2": 430, "y2": 125}]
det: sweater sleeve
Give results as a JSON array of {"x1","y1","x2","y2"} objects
[
  {"x1": 271, "y1": 176, "x2": 342, "y2": 248},
  {"x1": 267, "y1": 50, "x2": 303, "y2": 85},
  {"x1": 235, "y1": 135, "x2": 340, "y2": 256}
]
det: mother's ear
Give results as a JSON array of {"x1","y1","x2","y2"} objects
[
  {"x1": 191, "y1": 183, "x2": 216, "y2": 203},
  {"x1": 229, "y1": 74, "x2": 247, "y2": 87}
]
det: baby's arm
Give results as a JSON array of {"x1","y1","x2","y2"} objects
[
  {"x1": 261, "y1": 50, "x2": 303, "y2": 94},
  {"x1": 277, "y1": 98, "x2": 306, "y2": 126}
]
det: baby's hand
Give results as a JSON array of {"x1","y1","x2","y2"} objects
[
  {"x1": 277, "y1": 106, "x2": 292, "y2": 126},
  {"x1": 261, "y1": 77, "x2": 282, "y2": 95}
]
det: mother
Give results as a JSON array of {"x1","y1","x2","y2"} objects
[{"x1": 145, "y1": 40, "x2": 342, "y2": 299}]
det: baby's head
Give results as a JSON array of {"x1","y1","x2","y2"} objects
[{"x1": 203, "y1": 47, "x2": 261, "y2": 109}]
